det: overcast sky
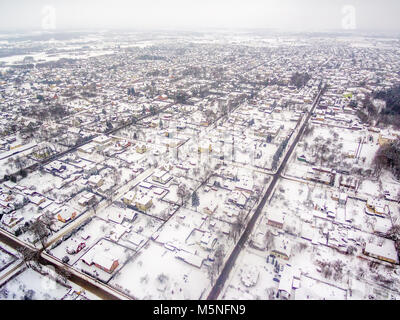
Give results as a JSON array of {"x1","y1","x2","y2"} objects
[{"x1": 0, "y1": 0, "x2": 399, "y2": 33}]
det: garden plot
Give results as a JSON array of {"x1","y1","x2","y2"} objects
[
  {"x1": 45, "y1": 182, "x2": 84, "y2": 204},
  {"x1": 252, "y1": 142, "x2": 279, "y2": 170},
  {"x1": 221, "y1": 248, "x2": 279, "y2": 300},
  {"x1": 344, "y1": 197, "x2": 386, "y2": 233},
  {"x1": 290, "y1": 241, "x2": 352, "y2": 284},
  {"x1": 1, "y1": 203, "x2": 42, "y2": 241},
  {"x1": 357, "y1": 142, "x2": 381, "y2": 169},
  {"x1": 0, "y1": 245, "x2": 17, "y2": 272},
  {"x1": 184, "y1": 228, "x2": 220, "y2": 262},
  {"x1": 380, "y1": 171, "x2": 400, "y2": 200},
  {"x1": 103, "y1": 157, "x2": 128, "y2": 171},
  {"x1": 129, "y1": 213, "x2": 163, "y2": 237},
  {"x1": 115, "y1": 148, "x2": 147, "y2": 164},
  {"x1": 0, "y1": 149, "x2": 37, "y2": 178},
  {"x1": 0, "y1": 267, "x2": 71, "y2": 300},
  {"x1": 162, "y1": 184, "x2": 181, "y2": 204},
  {"x1": 359, "y1": 170, "x2": 400, "y2": 200},
  {"x1": 195, "y1": 184, "x2": 235, "y2": 218},
  {"x1": 233, "y1": 139, "x2": 279, "y2": 170},
  {"x1": 103, "y1": 166, "x2": 134, "y2": 187},
  {"x1": 265, "y1": 178, "x2": 381, "y2": 234},
  {"x1": 358, "y1": 179, "x2": 381, "y2": 198},
  {"x1": 262, "y1": 179, "x2": 312, "y2": 222},
  {"x1": 154, "y1": 207, "x2": 233, "y2": 263},
  {"x1": 152, "y1": 133, "x2": 185, "y2": 150},
  {"x1": 18, "y1": 171, "x2": 64, "y2": 195},
  {"x1": 117, "y1": 124, "x2": 163, "y2": 144},
  {"x1": 294, "y1": 275, "x2": 347, "y2": 300},
  {"x1": 292, "y1": 124, "x2": 377, "y2": 175},
  {"x1": 120, "y1": 230, "x2": 149, "y2": 251},
  {"x1": 207, "y1": 218, "x2": 236, "y2": 242},
  {"x1": 155, "y1": 208, "x2": 207, "y2": 246},
  {"x1": 284, "y1": 161, "x2": 311, "y2": 179},
  {"x1": 109, "y1": 241, "x2": 210, "y2": 300},
  {"x1": 144, "y1": 194, "x2": 178, "y2": 221}
]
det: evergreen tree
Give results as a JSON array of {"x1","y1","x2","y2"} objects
[{"x1": 192, "y1": 191, "x2": 200, "y2": 211}]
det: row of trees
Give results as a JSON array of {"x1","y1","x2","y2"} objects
[
  {"x1": 374, "y1": 85, "x2": 400, "y2": 128},
  {"x1": 272, "y1": 138, "x2": 289, "y2": 170},
  {"x1": 357, "y1": 88, "x2": 400, "y2": 129},
  {"x1": 290, "y1": 72, "x2": 311, "y2": 89},
  {"x1": 374, "y1": 140, "x2": 400, "y2": 180}
]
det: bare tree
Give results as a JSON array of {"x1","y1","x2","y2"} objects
[
  {"x1": 29, "y1": 219, "x2": 50, "y2": 249},
  {"x1": 231, "y1": 212, "x2": 246, "y2": 242},
  {"x1": 55, "y1": 265, "x2": 71, "y2": 284},
  {"x1": 41, "y1": 212, "x2": 56, "y2": 232},
  {"x1": 89, "y1": 197, "x2": 99, "y2": 214},
  {"x1": 17, "y1": 246, "x2": 38, "y2": 268},
  {"x1": 105, "y1": 188, "x2": 114, "y2": 205},
  {"x1": 177, "y1": 184, "x2": 189, "y2": 206},
  {"x1": 214, "y1": 244, "x2": 225, "y2": 274},
  {"x1": 386, "y1": 225, "x2": 400, "y2": 242},
  {"x1": 207, "y1": 265, "x2": 216, "y2": 286},
  {"x1": 332, "y1": 260, "x2": 345, "y2": 281},
  {"x1": 208, "y1": 244, "x2": 225, "y2": 285},
  {"x1": 264, "y1": 230, "x2": 275, "y2": 250}
]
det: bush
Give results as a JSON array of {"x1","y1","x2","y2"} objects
[{"x1": 20, "y1": 170, "x2": 28, "y2": 178}]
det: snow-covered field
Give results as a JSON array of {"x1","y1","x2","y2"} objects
[
  {"x1": 109, "y1": 241, "x2": 210, "y2": 299},
  {"x1": 0, "y1": 267, "x2": 70, "y2": 300}
]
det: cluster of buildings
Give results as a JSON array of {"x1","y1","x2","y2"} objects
[{"x1": 0, "y1": 32, "x2": 399, "y2": 300}]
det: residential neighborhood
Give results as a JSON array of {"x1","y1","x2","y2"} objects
[{"x1": 0, "y1": 17, "x2": 400, "y2": 302}]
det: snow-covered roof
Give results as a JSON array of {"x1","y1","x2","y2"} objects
[
  {"x1": 93, "y1": 253, "x2": 118, "y2": 270},
  {"x1": 365, "y1": 239, "x2": 398, "y2": 263}
]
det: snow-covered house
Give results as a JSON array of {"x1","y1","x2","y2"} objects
[
  {"x1": 88, "y1": 175, "x2": 104, "y2": 188},
  {"x1": 363, "y1": 238, "x2": 399, "y2": 264},
  {"x1": 92, "y1": 253, "x2": 119, "y2": 274},
  {"x1": 57, "y1": 206, "x2": 78, "y2": 223},
  {"x1": 267, "y1": 211, "x2": 285, "y2": 229},
  {"x1": 271, "y1": 237, "x2": 292, "y2": 260},
  {"x1": 135, "y1": 195, "x2": 153, "y2": 212}
]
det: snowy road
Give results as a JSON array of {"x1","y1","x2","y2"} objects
[{"x1": 207, "y1": 85, "x2": 325, "y2": 300}]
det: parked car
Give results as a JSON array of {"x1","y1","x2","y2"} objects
[
  {"x1": 76, "y1": 242, "x2": 86, "y2": 253},
  {"x1": 66, "y1": 246, "x2": 75, "y2": 255}
]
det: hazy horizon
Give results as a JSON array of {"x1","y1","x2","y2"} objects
[{"x1": 0, "y1": 0, "x2": 399, "y2": 34}]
